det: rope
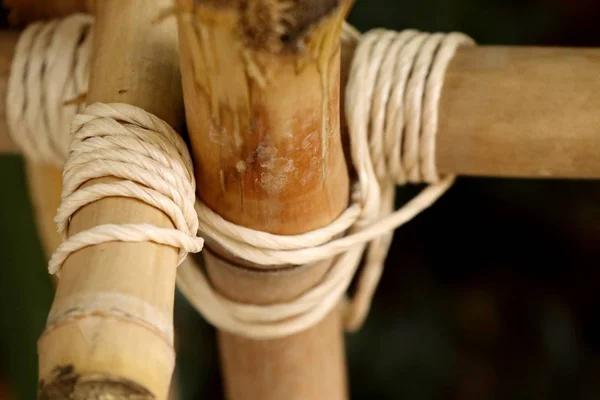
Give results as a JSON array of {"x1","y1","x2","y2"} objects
[
  {"x1": 178, "y1": 25, "x2": 475, "y2": 339},
  {"x1": 49, "y1": 103, "x2": 204, "y2": 276},
  {"x1": 10, "y1": 15, "x2": 473, "y2": 340},
  {"x1": 6, "y1": 13, "x2": 93, "y2": 166}
]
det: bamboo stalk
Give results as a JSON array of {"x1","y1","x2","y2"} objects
[
  {"x1": 3, "y1": 38, "x2": 600, "y2": 178},
  {"x1": 176, "y1": 0, "x2": 352, "y2": 398},
  {"x1": 37, "y1": 1, "x2": 185, "y2": 399},
  {"x1": 436, "y1": 45, "x2": 600, "y2": 179},
  {"x1": 25, "y1": 161, "x2": 63, "y2": 258}
]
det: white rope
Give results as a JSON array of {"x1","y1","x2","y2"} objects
[
  {"x1": 178, "y1": 24, "x2": 475, "y2": 339},
  {"x1": 49, "y1": 103, "x2": 204, "y2": 276},
  {"x1": 6, "y1": 13, "x2": 93, "y2": 166},
  {"x1": 9, "y1": 15, "x2": 473, "y2": 340}
]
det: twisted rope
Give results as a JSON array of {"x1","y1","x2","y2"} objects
[
  {"x1": 178, "y1": 25, "x2": 475, "y2": 339},
  {"x1": 49, "y1": 103, "x2": 204, "y2": 276},
  {"x1": 6, "y1": 13, "x2": 93, "y2": 166}
]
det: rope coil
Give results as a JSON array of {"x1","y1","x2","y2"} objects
[
  {"x1": 179, "y1": 25, "x2": 475, "y2": 339},
  {"x1": 6, "y1": 13, "x2": 93, "y2": 166},
  {"x1": 49, "y1": 103, "x2": 204, "y2": 275}
]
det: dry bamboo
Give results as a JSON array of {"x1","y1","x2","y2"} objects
[
  {"x1": 25, "y1": 161, "x2": 63, "y2": 258},
  {"x1": 3, "y1": 39, "x2": 600, "y2": 178},
  {"x1": 176, "y1": 0, "x2": 352, "y2": 398},
  {"x1": 37, "y1": 1, "x2": 185, "y2": 399},
  {"x1": 436, "y1": 45, "x2": 600, "y2": 179}
]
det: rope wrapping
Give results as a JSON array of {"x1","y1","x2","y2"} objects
[
  {"x1": 9, "y1": 15, "x2": 475, "y2": 340},
  {"x1": 6, "y1": 13, "x2": 93, "y2": 166},
  {"x1": 179, "y1": 24, "x2": 475, "y2": 339},
  {"x1": 49, "y1": 103, "x2": 204, "y2": 276}
]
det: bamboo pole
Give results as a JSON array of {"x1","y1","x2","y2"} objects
[
  {"x1": 176, "y1": 0, "x2": 352, "y2": 398},
  {"x1": 37, "y1": 1, "x2": 185, "y2": 398},
  {"x1": 3, "y1": 39, "x2": 600, "y2": 178},
  {"x1": 25, "y1": 161, "x2": 63, "y2": 258},
  {"x1": 436, "y1": 45, "x2": 600, "y2": 179}
]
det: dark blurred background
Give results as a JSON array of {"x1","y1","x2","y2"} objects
[{"x1": 1, "y1": 0, "x2": 600, "y2": 399}]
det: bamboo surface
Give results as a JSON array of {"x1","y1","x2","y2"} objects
[
  {"x1": 176, "y1": 0, "x2": 351, "y2": 398},
  {"x1": 437, "y1": 45, "x2": 600, "y2": 179},
  {"x1": 0, "y1": 26, "x2": 63, "y2": 263},
  {"x1": 25, "y1": 161, "x2": 63, "y2": 258},
  {"x1": 3, "y1": 38, "x2": 600, "y2": 179},
  {"x1": 36, "y1": 1, "x2": 185, "y2": 399}
]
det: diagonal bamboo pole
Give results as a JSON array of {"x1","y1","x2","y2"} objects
[
  {"x1": 176, "y1": 0, "x2": 353, "y2": 398},
  {"x1": 25, "y1": 161, "x2": 63, "y2": 258},
  {"x1": 37, "y1": 1, "x2": 185, "y2": 398}
]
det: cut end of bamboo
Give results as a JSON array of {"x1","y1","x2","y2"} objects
[
  {"x1": 38, "y1": 369, "x2": 155, "y2": 400},
  {"x1": 185, "y1": 0, "x2": 351, "y2": 54}
]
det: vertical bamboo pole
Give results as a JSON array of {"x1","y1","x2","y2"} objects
[
  {"x1": 176, "y1": 1, "x2": 352, "y2": 399},
  {"x1": 37, "y1": 1, "x2": 185, "y2": 398}
]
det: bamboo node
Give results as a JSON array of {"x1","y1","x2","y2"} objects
[{"x1": 42, "y1": 292, "x2": 175, "y2": 345}]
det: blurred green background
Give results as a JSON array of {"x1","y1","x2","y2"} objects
[{"x1": 1, "y1": 0, "x2": 600, "y2": 398}]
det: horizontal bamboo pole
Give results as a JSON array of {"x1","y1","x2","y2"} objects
[
  {"x1": 37, "y1": 1, "x2": 185, "y2": 398},
  {"x1": 3, "y1": 39, "x2": 600, "y2": 179},
  {"x1": 437, "y1": 45, "x2": 600, "y2": 179}
]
